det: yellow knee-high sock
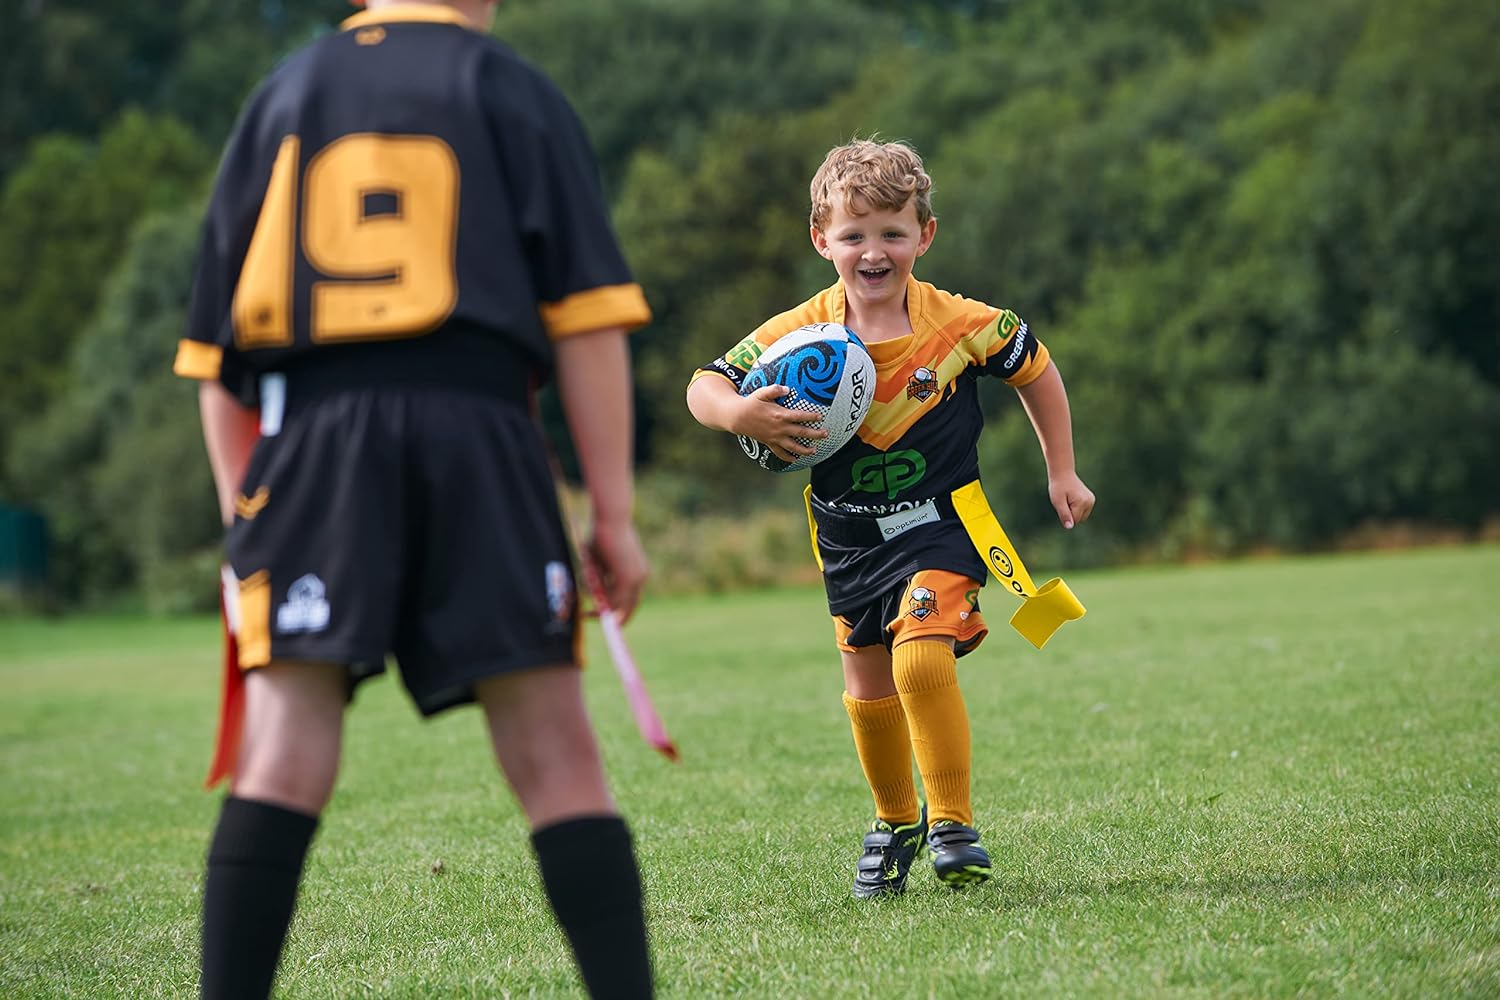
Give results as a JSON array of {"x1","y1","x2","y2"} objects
[
  {"x1": 893, "y1": 640, "x2": 972, "y2": 826},
  {"x1": 841, "y1": 692, "x2": 921, "y2": 826}
]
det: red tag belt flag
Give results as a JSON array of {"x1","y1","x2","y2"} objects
[
  {"x1": 205, "y1": 584, "x2": 245, "y2": 788},
  {"x1": 581, "y1": 560, "x2": 678, "y2": 762}
]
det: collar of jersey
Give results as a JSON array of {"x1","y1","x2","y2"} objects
[
  {"x1": 342, "y1": 4, "x2": 478, "y2": 31},
  {"x1": 835, "y1": 274, "x2": 929, "y2": 369}
]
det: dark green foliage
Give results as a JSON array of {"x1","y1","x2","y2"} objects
[
  {"x1": 1, "y1": 0, "x2": 348, "y2": 173},
  {"x1": 8, "y1": 209, "x2": 219, "y2": 608},
  {"x1": 492, "y1": 0, "x2": 898, "y2": 190},
  {"x1": 1191, "y1": 344, "x2": 1500, "y2": 547},
  {"x1": 2, "y1": 0, "x2": 1496, "y2": 607},
  {"x1": 0, "y1": 111, "x2": 210, "y2": 494}
]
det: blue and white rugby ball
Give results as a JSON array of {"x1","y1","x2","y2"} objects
[{"x1": 737, "y1": 323, "x2": 875, "y2": 472}]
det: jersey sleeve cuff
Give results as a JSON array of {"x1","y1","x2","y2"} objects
[
  {"x1": 1005, "y1": 341, "x2": 1052, "y2": 387},
  {"x1": 173, "y1": 339, "x2": 224, "y2": 380},
  {"x1": 540, "y1": 283, "x2": 652, "y2": 339},
  {"x1": 687, "y1": 367, "x2": 740, "y2": 392}
]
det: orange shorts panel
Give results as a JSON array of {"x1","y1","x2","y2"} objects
[{"x1": 832, "y1": 569, "x2": 989, "y2": 654}]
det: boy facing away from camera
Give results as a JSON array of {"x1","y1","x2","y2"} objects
[
  {"x1": 174, "y1": 1, "x2": 653, "y2": 996},
  {"x1": 686, "y1": 138, "x2": 1095, "y2": 897}
]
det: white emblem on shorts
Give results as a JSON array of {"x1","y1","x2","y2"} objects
[
  {"x1": 276, "y1": 574, "x2": 331, "y2": 634},
  {"x1": 544, "y1": 561, "x2": 573, "y2": 627}
]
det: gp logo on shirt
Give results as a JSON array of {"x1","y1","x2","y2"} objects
[
  {"x1": 851, "y1": 450, "x2": 926, "y2": 500},
  {"x1": 725, "y1": 335, "x2": 764, "y2": 370}
]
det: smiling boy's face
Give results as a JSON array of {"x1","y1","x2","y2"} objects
[{"x1": 812, "y1": 195, "x2": 937, "y2": 320}]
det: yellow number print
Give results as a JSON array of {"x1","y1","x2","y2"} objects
[
  {"x1": 232, "y1": 133, "x2": 460, "y2": 348},
  {"x1": 233, "y1": 137, "x2": 299, "y2": 348}
]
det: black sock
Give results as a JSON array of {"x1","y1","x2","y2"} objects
[
  {"x1": 532, "y1": 815, "x2": 653, "y2": 999},
  {"x1": 201, "y1": 796, "x2": 318, "y2": 1000}
]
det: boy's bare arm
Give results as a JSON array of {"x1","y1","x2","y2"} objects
[
  {"x1": 555, "y1": 328, "x2": 648, "y2": 622},
  {"x1": 1014, "y1": 361, "x2": 1096, "y2": 529},
  {"x1": 198, "y1": 381, "x2": 261, "y2": 527},
  {"x1": 685, "y1": 374, "x2": 827, "y2": 462}
]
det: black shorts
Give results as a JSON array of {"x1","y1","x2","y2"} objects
[
  {"x1": 226, "y1": 385, "x2": 579, "y2": 715},
  {"x1": 810, "y1": 494, "x2": 988, "y2": 617}
]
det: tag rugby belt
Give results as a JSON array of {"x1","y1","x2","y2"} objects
[{"x1": 805, "y1": 480, "x2": 1086, "y2": 649}]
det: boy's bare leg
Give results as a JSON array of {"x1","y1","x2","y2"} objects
[
  {"x1": 840, "y1": 643, "x2": 897, "y2": 700},
  {"x1": 478, "y1": 666, "x2": 651, "y2": 999},
  {"x1": 477, "y1": 666, "x2": 614, "y2": 826},
  {"x1": 202, "y1": 661, "x2": 346, "y2": 1000},
  {"x1": 233, "y1": 662, "x2": 347, "y2": 813}
]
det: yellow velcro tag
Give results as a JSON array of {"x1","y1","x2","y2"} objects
[
  {"x1": 1008, "y1": 577, "x2": 1086, "y2": 650},
  {"x1": 803, "y1": 484, "x2": 824, "y2": 572},
  {"x1": 950, "y1": 480, "x2": 1085, "y2": 649}
]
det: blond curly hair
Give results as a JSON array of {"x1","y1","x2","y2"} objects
[{"x1": 809, "y1": 138, "x2": 935, "y2": 231}]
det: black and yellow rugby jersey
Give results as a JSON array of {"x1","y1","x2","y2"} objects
[
  {"x1": 692, "y1": 275, "x2": 1050, "y2": 510},
  {"x1": 174, "y1": 4, "x2": 649, "y2": 400}
]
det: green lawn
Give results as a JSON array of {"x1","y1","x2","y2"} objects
[{"x1": 2, "y1": 546, "x2": 1498, "y2": 998}]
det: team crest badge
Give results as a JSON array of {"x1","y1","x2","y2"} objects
[
  {"x1": 907, "y1": 586, "x2": 939, "y2": 621},
  {"x1": 906, "y1": 367, "x2": 939, "y2": 401}
]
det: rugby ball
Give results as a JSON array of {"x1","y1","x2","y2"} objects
[{"x1": 737, "y1": 323, "x2": 875, "y2": 472}]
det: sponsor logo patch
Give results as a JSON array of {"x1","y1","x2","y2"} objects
[
  {"x1": 876, "y1": 501, "x2": 940, "y2": 540},
  {"x1": 725, "y1": 336, "x2": 765, "y2": 370},
  {"x1": 707, "y1": 357, "x2": 747, "y2": 389},
  {"x1": 544, "y1": 560, "x2": 573, "y2": 631},
  {"x1": 851, "y1": 449, "x2": 927, "y2": 500},
  {"x1": 276, "y1": 574, "x2": 330, "y2": 634},
  {"x1": 1003, "y1": 322, "x2": 1029, "y2": 370}
]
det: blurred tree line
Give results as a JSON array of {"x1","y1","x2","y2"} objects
[{"x1": 1, "y1": 0, "x2": 1496, "y2": 609}]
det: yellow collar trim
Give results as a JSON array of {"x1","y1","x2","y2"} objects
[
  {"x1": 836, "y1": 273, "x2": 929, "y2": 367},
  {"x1": 342, "y1": 4, "x2": 477, "y2": 31}
]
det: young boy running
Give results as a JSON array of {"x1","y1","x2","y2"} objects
[
  {"x1": 174, "y1": 1, "x2": 654, "y2": 995},
  {"x1": 686, "y1": 138, "x2": 1095, "y2": 897}
]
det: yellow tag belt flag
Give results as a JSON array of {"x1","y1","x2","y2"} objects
[{"x1": 950, "y1": 481, "x2": 1085, "y2": 649}]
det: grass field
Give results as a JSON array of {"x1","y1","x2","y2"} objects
[{"x1": 2, "y1": 545, "x2": 1497, "y2": 998}]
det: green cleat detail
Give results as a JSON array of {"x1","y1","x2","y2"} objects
[
  {"x1": 927, "y1": 820, "x2": 992, "y2": 888},
  {"x1": 852, "y1": 805, "x2": 928, "y2": 899}
]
